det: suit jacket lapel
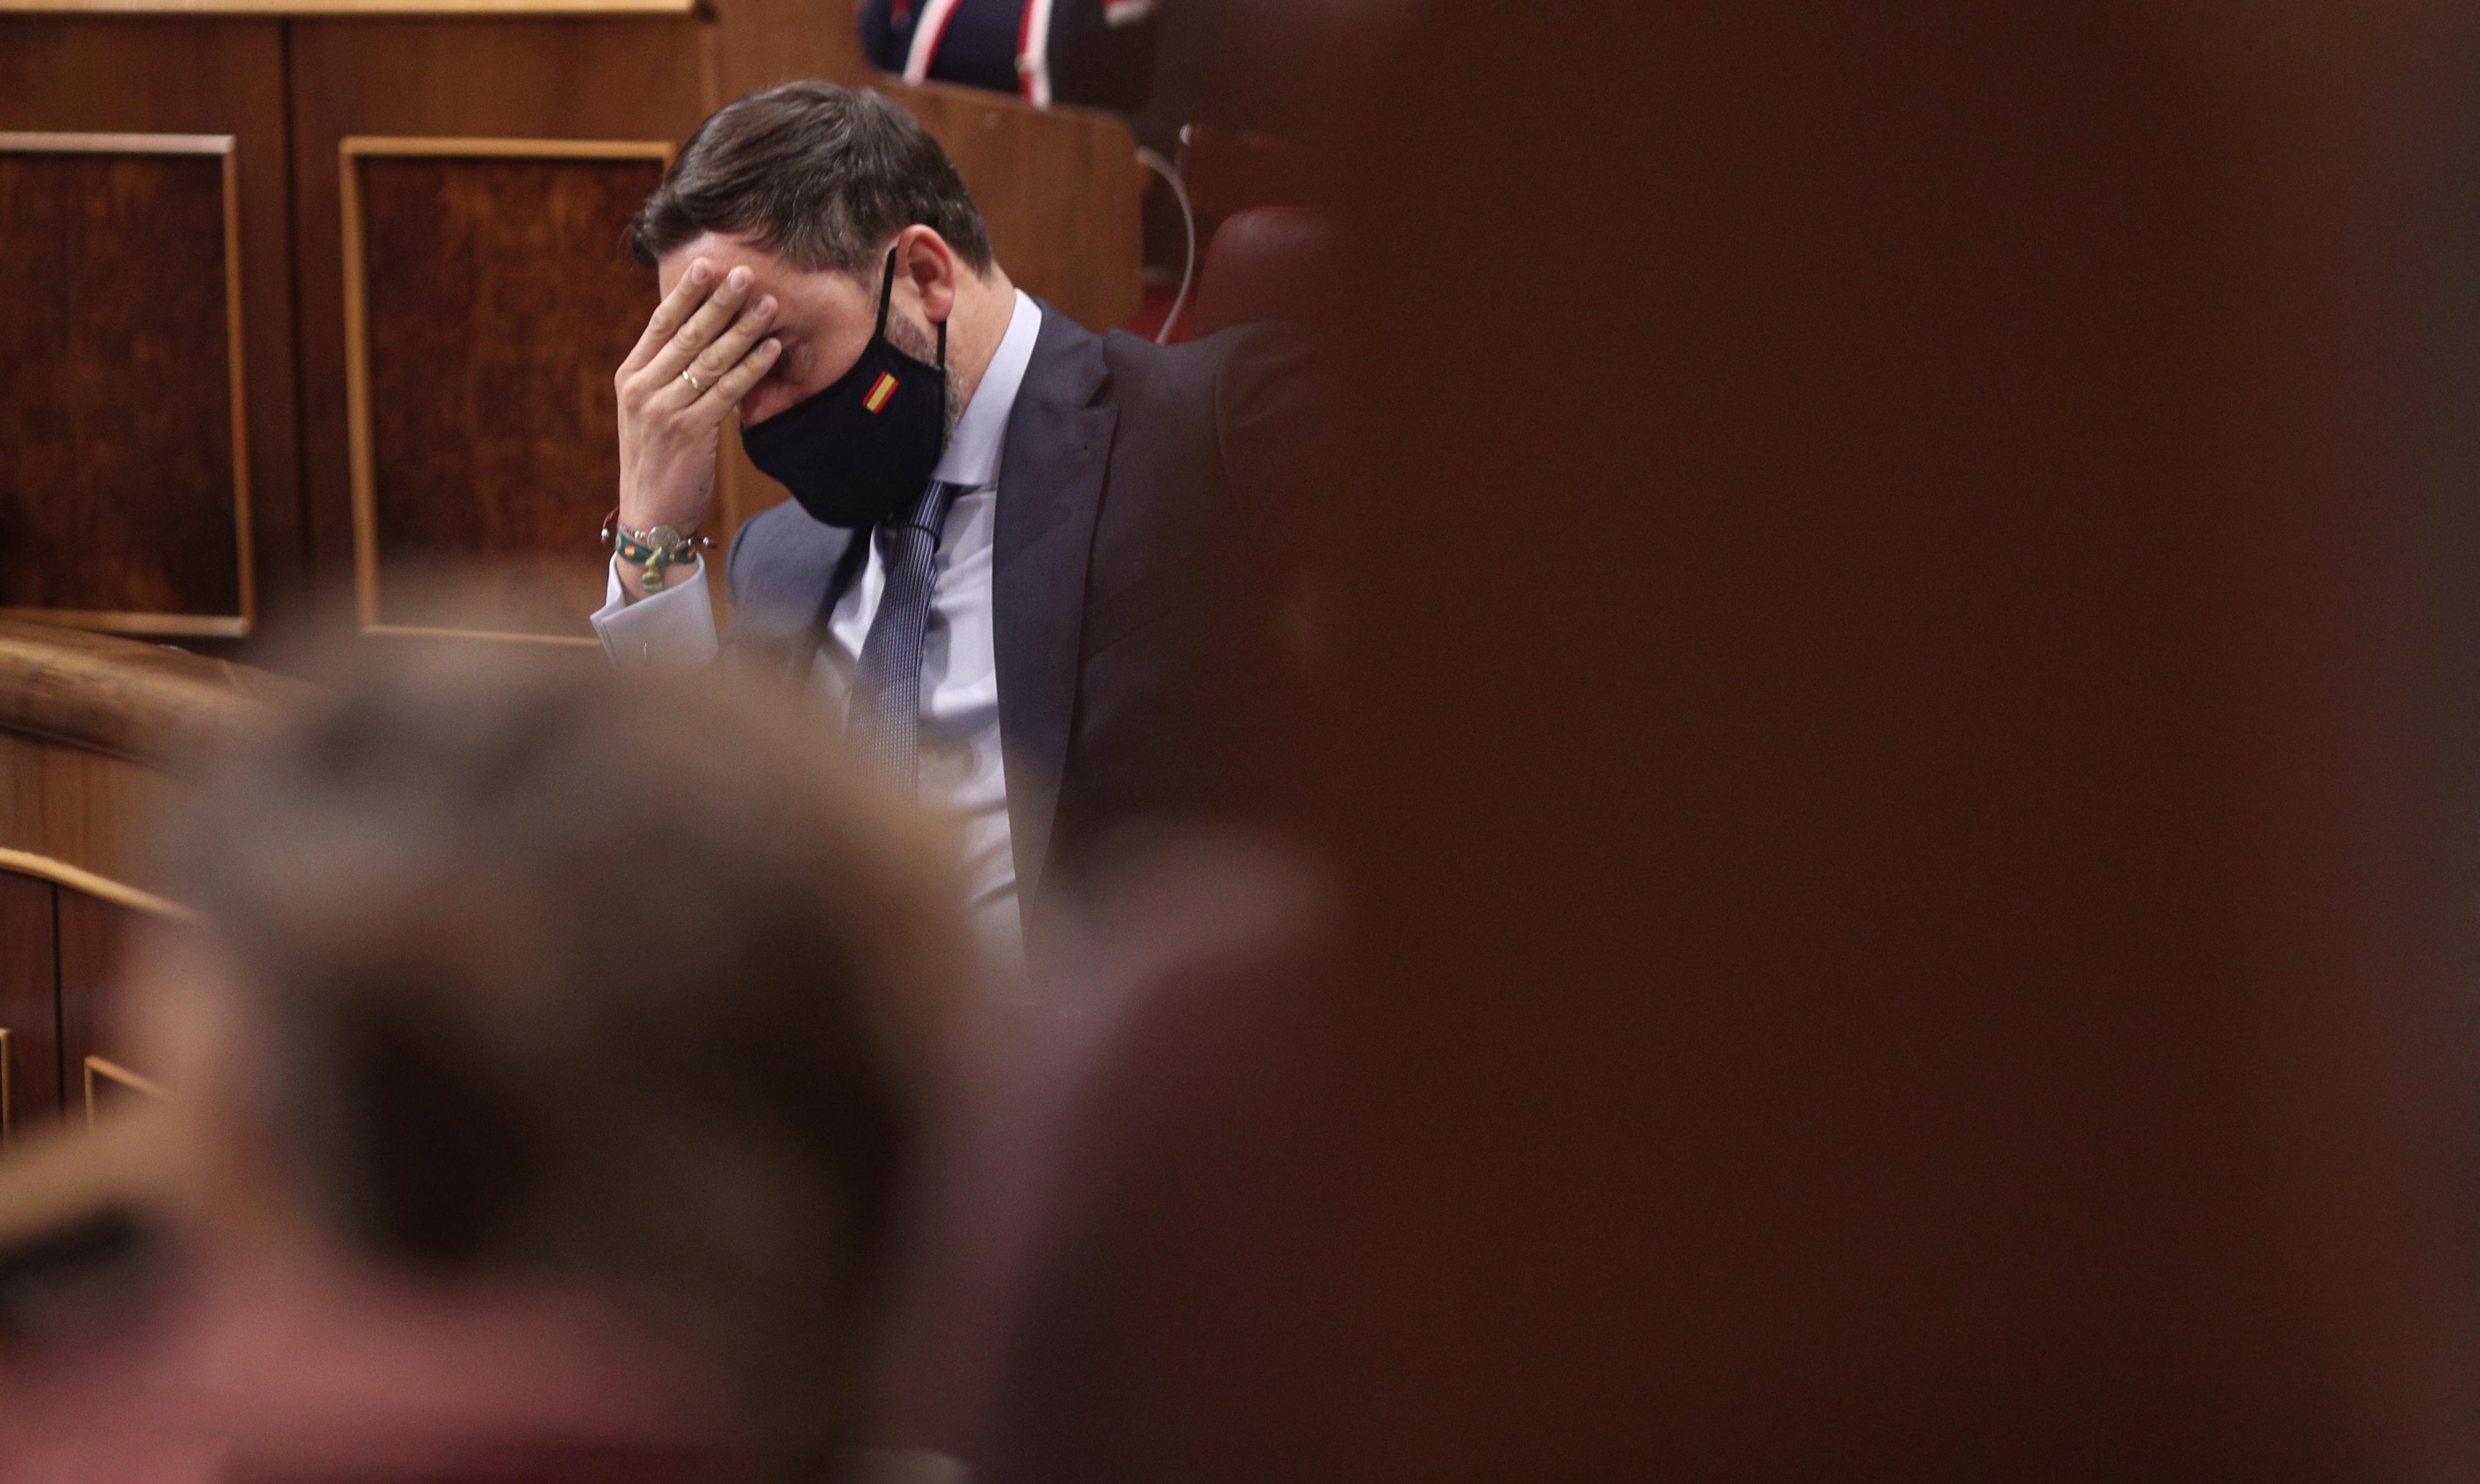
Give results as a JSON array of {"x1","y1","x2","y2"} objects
[{"x1": 995, "y1": 304, "x2": 1114, "y2": 912}]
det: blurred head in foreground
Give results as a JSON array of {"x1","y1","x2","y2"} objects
[{"x1": 128, "y1": 652, "x2": 965, "y2": 1476}]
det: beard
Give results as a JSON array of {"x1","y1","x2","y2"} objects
[{"x1": 885, "y1": 308, "x2": 964, "y2": 442}]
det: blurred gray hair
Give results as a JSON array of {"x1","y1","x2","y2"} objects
[{"x1": 160, "y1": 649, "x2": 967, "y2": 1467}]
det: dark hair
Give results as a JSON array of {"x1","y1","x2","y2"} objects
[{"x1": 630, "y1": 81, "x2": 995, "y2": 277}]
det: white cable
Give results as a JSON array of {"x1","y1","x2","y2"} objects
[{"x1": 1136, "y1": 146, "x2": 1197, "y2": 345}]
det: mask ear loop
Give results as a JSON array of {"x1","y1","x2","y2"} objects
[
  {"x1": 878, "y1": 241, "x2": 950, "y2": 370},
  {"x1": 875, "y1": 245, "x2": 900, "y2": 337}
]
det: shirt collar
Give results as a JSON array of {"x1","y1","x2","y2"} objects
[{"x1": 931, "y1": 289, "x2": 1041, "y2": 488}]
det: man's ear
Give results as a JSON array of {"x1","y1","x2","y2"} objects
[{"x1": 892, "y1": 225, "x2": 960, "y2": 326}]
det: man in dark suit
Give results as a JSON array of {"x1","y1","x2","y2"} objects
[{"x1": 592, "y1": 81, "x2": 1306, "y2": 980}]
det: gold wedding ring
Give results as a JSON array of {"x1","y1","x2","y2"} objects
[{"x1": 679, "y1": 369, "x2": 708, "y2": 393}]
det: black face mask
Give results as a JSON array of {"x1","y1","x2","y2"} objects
[{"x1": 739, "y1": 248, "x2": 949, "y2": 529}]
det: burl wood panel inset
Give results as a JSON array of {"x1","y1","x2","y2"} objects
[
  {"x1": 347, "y1": 144, "x2": 665, "y2": 641},
  {"x1": 0, "y1": 143, "x2": 249, "y2": 631}
]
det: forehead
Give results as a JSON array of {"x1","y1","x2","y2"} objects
[{"x1": 653, "y1": 232, "x2": 788, "y2": 293}]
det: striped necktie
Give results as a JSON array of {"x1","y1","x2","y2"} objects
[{"x1": 850, "y1": 478, "x2": 970, "y2": 801}]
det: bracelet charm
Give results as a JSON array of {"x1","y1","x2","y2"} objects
[{"x1": 600, "y1": 509, "x2": 714, "y2": 593}]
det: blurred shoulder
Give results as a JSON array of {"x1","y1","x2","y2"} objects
[{"x1": 1093, "y1": 321, "x2": 1317, "y2": 415}]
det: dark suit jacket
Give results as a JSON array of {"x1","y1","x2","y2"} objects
[{"x1": 726, "y1": 303, "x2": 1312, "y2": 927}]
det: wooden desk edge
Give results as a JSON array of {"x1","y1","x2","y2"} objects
[{"x1": 0, "y1": 621, "x2": 298, "y2": 771}]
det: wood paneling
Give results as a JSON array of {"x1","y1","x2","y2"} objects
[
  {"x1": 287, "y1": 18, "x2": 712, "y2": 630},
  {"x1": 0, "y1": 138, "x2": 249, "y2": 632},
  {"x1": 57, "y1": 887, "x2": 137, "y2": 1102},
  {"x1": 0, "y1": 735, "x2": 187, "y2": 890},
  {"x1": 0, "y1": 872, "x2": 175, "y2": 1147},
  {"x1": 0, "y1": 874, "x2": 59, "y2": 1136},
  {"x1": 0, "y1": 618, "x2": 289, "y2": 888},
  {"x1": 702, "y1": 0, "x2": 875, "y2": 113},
  {"x1": 0, "y1": 625, "x2": 256, "y2": 1133},
  {"x1": 0, "y1": 616, "x2": 298, "y2": 771},
  {"x1": 0, "y1": 624, "x2": 279, "y2": 1157},
  {"x1": 79, "y1": 1055, "x2": 159, "y2": 1130},
  {"x1": 0, "y1": 19, "x2": 302, "y2": 643},
  {"x1": 342, "y1": 142, "x2": 666, "y2": 641},
  {"x1": 896, "y1": 82, "x2": 1146, "y2": 333}
]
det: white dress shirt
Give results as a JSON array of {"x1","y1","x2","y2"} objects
[{"x1": 593, "y1": 290, "x2": 1043, "y2": 979}]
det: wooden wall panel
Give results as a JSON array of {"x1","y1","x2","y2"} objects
[
  {"x1": 0, "y1": 140, "x2": 247, "y2": 630},
  {"x1": 0, "y1": 873, "x2": 59, "y2": 1138},
  {"x1": 0, "y1": 19, "x2": 301, "y2": 646},
  {"x1": 288, "y1": 18, "x2": 711, "y2": 635},
  {"x1": 705, "y1": 0, "x2": 873, "y2": 99},
  {"x1": 896, "y1": 83, "x2": 1146, "y2": 333},
  {"x1": 57, "y1": 889, "x2": 137, "y2": 1118},
  {"x1": 344, "y1": 145, "x2": 666, "y2": 640},
  {"x1": 0, "y1": 732, "x2": 187, "y2": 891}
]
